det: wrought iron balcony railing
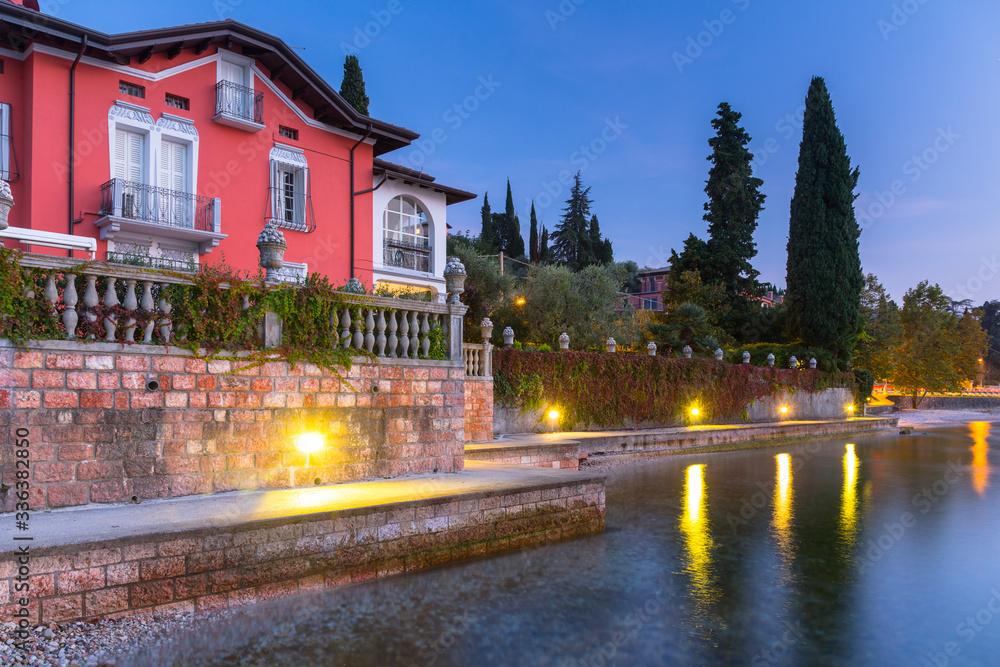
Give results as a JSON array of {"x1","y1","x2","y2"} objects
[
  {"x1": 384, "y1": 236, "x2": 431, "y2": 273},
  {"x1": 99, "y1": 179, "x2": 215, "y2": 231},
  {"x1": 266, "y1": 186, "x2": 316, "y2": 233},
  {"x1": 215, "y1": 80, "x2": 264, "y2": 125}
]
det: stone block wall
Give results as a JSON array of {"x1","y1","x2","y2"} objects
[
  {"x1": 463, "y1": 378, "x2": 493, "y2": 442},
  {"x1": 0, "y1": 342, "x2": 466, "y2": 511}
]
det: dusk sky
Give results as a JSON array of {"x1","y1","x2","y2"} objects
[{"x1": 58, "y1": 0, "x2": 1000, "y2": 302}]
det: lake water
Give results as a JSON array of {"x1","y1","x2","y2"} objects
[{"x1": 133, "y1": 422, "x2": 1000, "y2": 666}]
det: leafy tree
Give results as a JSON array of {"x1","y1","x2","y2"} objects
[
  {"x1": 893, "y1": 281, "x2": 986, "y2": 407},
  {"x1": 785, "y1": 77, "x2": 863, "y2": 358},
  {"x1": 529, "y1": 202, "x2": 539, "y2": 263},
  {"x1": 700, "y1": 103, "x2": 766, "y2": 335},
  {"x1": 339, "y1": 55, "x2": 370, "y2": 115},
  {"x1": 551, "y1": 172, "x2": 594, "y2": 270},
  {"x1": 978, "y1": 300, "x2": 1000, "y2": 381},
  {"x1": 446, "y1": 235, "x2": 513, "y2": 341},
  {"x1": 494, "y1": 263, "x2": 628, "y2": 350},
  {"x1": 854, "y1": 273, "x2": 902, "y2": 382},
  {"x1": 619, "y1": 260, "x2": 641, "y2": 293},
  {"x1": 661, "y1": 270, "x2": 730, "y2": 331}
]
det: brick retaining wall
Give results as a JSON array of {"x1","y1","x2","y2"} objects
[
  {"x1": 463, "y1": 378, "x2": 493, "y2": 443},
  {"x1": 0, "y1": 342, "x2": 467, "y2": 511},
  {"x1": 0, "y1": 477, "x2": 605, "y2": 624}
]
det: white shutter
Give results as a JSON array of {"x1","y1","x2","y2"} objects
[
  {"x1": 114, "y1": 129, "x2": 143, "y2": 183},
  {"x1": 114, "y1": 129, "x2": 127, "y2": 180},
  {"x1": 160, "y1": 141, "x2": 187, "y2": 192},
  {"x1": 222, "y1": 60, "x2": 244, "y2": 85}
]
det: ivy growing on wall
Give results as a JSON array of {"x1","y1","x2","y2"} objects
[{"x1": 493, "y1": 348, "x2": 853, "y2": 429}]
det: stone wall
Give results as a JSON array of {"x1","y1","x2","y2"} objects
[
  {"x1": 463, "y1": 378, "x2": 493, "y2": 442},
  {"x1": 0, "y1": 478, "x2": 605, "y2": 624},
  {"x1": 885, "y1": 395, "x2": 1000, "y2": 410},
  {"x1": 0, "y1": 342, "x2": 466, "y2": 511}
]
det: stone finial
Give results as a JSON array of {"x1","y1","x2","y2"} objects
[
  {"x1": 257, "y1": 221, "x2": 287, "y2": 283},
  {"x1": 682, "y1": 345, "x2": 692, "y2": 359},
  {"x1": 502, "y1": 326, "x2": 515, "y2": 348},
  {"x1": 0, "y1": 179, "x2": 12, "y2": 233},
  {"x1": 558, "y1": 332, "x2": 570, "y2": 350},
  {"x1": 766, "y1": 353, "x2": 775, "y2": 367},
  {"x1": 789, "y1": 355, "x2": 798, "y2": 369},
  {"x1": 714, "y1": 348, "x2": 724, "y2": 361},
  {"x1": 343, "y1": 278, "x2": 365, "y2": 294},
  {"x1": 809, "y1": 357, "x2": 817, "y2": 369},
  {"x1": 480, "y1": 317, "x2": 494, "y2": 343},
  {"x1": 443, "y1": 257, "x2": 467, "y2": 304},
  {"x1": 742, "y1": 351, "x2": 751, "y2": 364},
  {"x1": 606, "y1": 337, "x2": 617, "y2": 353},
  {"x1": 647, "y1": 341, "x2": 657, "y2": 357}
]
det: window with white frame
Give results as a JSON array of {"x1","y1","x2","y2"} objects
[
  {"x1": 267, "y1": 145, "x2": 313, "y2": 232},
  {"x1": 383, "y1": 195, "x2": 431, "y2": 273},
  {"x1": 0, "y1": 102, "x2": 15, "y2": 181}
]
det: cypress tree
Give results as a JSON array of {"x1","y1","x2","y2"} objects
[
  {"x1": 339, "y1": 55, "x2": 370, "y2": 115},
  {"x1": 502, "y1": 180, "x2": 524, "y2": 257},
  {"x1": 529, "y1": 202, "x2": 539, "y2": 263},
  {"x1": 701, "y1": 103, "x2": 766, "y2": 330},
  {"x1": 480, "y1": 193, "x2": 496, "y2": 250},
  {"x1": 539, "y1": 226, "x2": 549, "y2": 262},
  {"x1": 588, "y1": 215, "x2": 603, "y2": 264},
  {"x1": 551, "y1": 172, "x2": 593, "y2": 270},
  {"x1": 785, "y1": 77, "x2": 863, "y2": 355},
  {"x1": 601, "y1": 238, "x2": 614, "y2": 264},
  {"x1": 510, "y1": 215, "x2": 525, "y2": 258}
]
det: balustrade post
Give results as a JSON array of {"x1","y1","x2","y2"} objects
[
  {"x1": 352, "y1": 308, "x2": 364, "y2": 350},
  {"x1": 158, "y1": 287, "x2": 173, "y2": 343},
  {"x1": 141, "y1": 281, "x2": 155, "y2": 343},
  {"x1": 83, "y1": 276, "x2": 98, "y2": 339},
  {"x1": 409, "y1": 312, "x2": 420, "y2": 359},
  {"x1": 398, "y1": 309, "x2": 410, "y2": 359},
  {"x1": 364, "y1": 308, "x2": 376, "y2": 353},
  {"x1": 387, "y1": 311, "x2": 398, "y2": 358},
  {"x1": 339, "y1": 307, "x2": 352, "y2": 350},
  {"x1": 123, "y1": 279, "x2": 138, "y2": 343},
  {"x1": 43, "y1": 274, "x2": 58, "y2": 319},
  {"x1": 62, "y1": 273, "x2": 78, "y2": 340},
  {"x1": 420, "y1": 313, "x2": 430, "y2": 359},
  {"x1": 103, "y1": 277, "x2": 119, "y2": 342},
  {"x1": 376, "y1": 309, "x2": 387, "y2": 357}
]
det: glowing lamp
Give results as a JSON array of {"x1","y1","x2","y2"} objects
[
  {"x1": 516, "y1": 297, "x2": 526, "y2": 306},
  {"x1": 296, "y1": 433, "x2": 324, "y2": 454},
  {"x1": 690, "y1": 407, "x2": 700, "y2": 417},
  {"x1": 847, "y1": 405, "x2": 855, "y2": 412},
  {"x1": 548, "y1": 409, "x2": 559, "y2": 420},
  {"x1": 780, "y1": 406, "x2": 788, "y2": 414}
]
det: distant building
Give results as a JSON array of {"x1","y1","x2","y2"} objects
[
  {"x1": 759, "y1": 291, "x2": 784, "y2": 308},
  {"x1": 620, "y1": 267, "x2": 670, "y2": 311}
]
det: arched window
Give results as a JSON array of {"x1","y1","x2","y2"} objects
[{"x1": 383, "y1": 195, "x2": 431, "y2": 272}]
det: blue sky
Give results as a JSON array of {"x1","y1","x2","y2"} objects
[{"x1": 55, "y1": 0, "x2": 1000, "y2": 302}]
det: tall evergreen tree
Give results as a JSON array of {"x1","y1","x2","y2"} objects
[
  {"x1": 510, "y1": 215, "x2": 525, "y2": 258},
  {"x1": 502, "y1": 180, "x2": 525, "y2": 257},
  {"x1": 785, "y1": 77, "x2": 863, "y2": 356},
  {"x1": 529, "y1": 202, "x2": 539, "y2": 263},
  {"x1": 539, "y1": 226, "x2": 549, "y2": 262},
  {"x1": 667, "y1": 234, "x2": 710, "y2": 278},
  {"x1": 551, "y1": 172, "x2": 593, "y2": 271},
  {"x1": 339, "y1": 55, "x2": 370, "y2": 115},
  {"x1": 701, "y1": 103, "x2": 766, "y2": 335},
  {"x1": 480, "y1": 193, "x2": 496, "y2": 251},
  {"x1": 601, "y1": 238, "x2": 614, "y2": 264},
  {"x1": 588, "y1": 215, "x2": 603, "y2": 264}
]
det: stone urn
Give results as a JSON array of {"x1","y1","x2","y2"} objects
[
  {"x1": 257, "y1": 221, "x2": 287, "y2": 283},
  {"x1": 443, "y1": 257, "x2": 467, "y2": 304},
  {"x1": 0, "y1": 180, "x2": 12, "y2": 238},
  {"x1": 647, "y1": 341, "x2": 657, "y2": 357},
  {"x1": 789, "y1": 355, "x2": 798, "y2": 370},
  {"x1": 766, "y1": 353, "x2": 775, "y2": 367},
  {"x1": 742, "y1": 351, "x2": 751, "y2": 364},
  {"x1": 558, "y1": 332, "x2": 570, "y2": 350},
  {"x1": 606, "y1": 337, "x2": 616, "y2": 353},
  {"x1": 809, "y1": 357, "x2": 817, "y2": 369},
  {"x1": 344, "y1": 278, "x2": 365, "y2": 294},
  {"x1": 682, "y1": 345, "x2": 692, "y2": 359},
  {"x1": 502, "y1": 326, "x2": 515, "y2": 348},
  {"x1": 714, "y1": 348, "x2": 724, "y2": 361},
  {"x1": 480, "y1": 317, "x2": 494, "y2": 343}
]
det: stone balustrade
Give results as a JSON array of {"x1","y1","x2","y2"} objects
[
  {"x1": 13, "y1": 253, "x2": 465, "y2": 361},
  {"x1": 463, "y1": 342, "x2": 492, "y2": 377}
]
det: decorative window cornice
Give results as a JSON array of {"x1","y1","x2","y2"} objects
[
  {"x1": 269, "y1": 144, "x2": 307, "y2": 167},
  {"x1": 109, "y1": 101, "x2": 155, "y2": 129},
  {"x1": 156, "y1": 113, "x2": 199, "y2": 138}
]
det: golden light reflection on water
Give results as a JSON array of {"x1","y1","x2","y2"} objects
[
  {"x1": 970, "y1": 422, "x2": 991, "y2": 496},
  {"x1": 680, "y1": 464, "x2": 717, "y2": 611},
  {"x1": 773, "y1": 454, "x2": 794, "y2": 566},
  {"x1": 840, "y1": 444, "x2": 860, "y2": 549}
]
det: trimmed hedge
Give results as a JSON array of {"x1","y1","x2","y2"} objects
[{"x1": 494, "y1": 349, "x2": 853, "y2": 429}]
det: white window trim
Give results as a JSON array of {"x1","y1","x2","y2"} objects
[
  {"x1": 382, "y1": 194, "x2": 434, "y2": 275},
  {"x1": 268, "y1": 144, "x2": 309, "y2": 230},
  {"x1": 107, "y1": 102, "x2": 200, "y2": 196},
  {"x1": 216, "y1": 49, "x2": 254, "y2": 89}
]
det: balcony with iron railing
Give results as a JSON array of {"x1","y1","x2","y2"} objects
[
  {"x1": 94, "y1": 178, "x2": 226, "y2": 254},
  {"x1": 213, "y1": 80, "x2": 265, "y2": 132},
  {"x1": 384, "y1": 232, "x2": 431, "y2": 273},
  {"x1": 266, "y1": 186, "x2": 316, "y2": 233}
]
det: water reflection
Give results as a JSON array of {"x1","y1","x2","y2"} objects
[
  {"x1": 773, "y1": 453, "x2": 794, "y2": 569},
  {"x1": 840, "y1": 444, "x2": 860, "y2": 550},
  {"x1": 680, "y1": 464, "x2": 717, "y2": 614},
  {"x1": 970, "y1": 422, "x2": 990, "y2": 496}
]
